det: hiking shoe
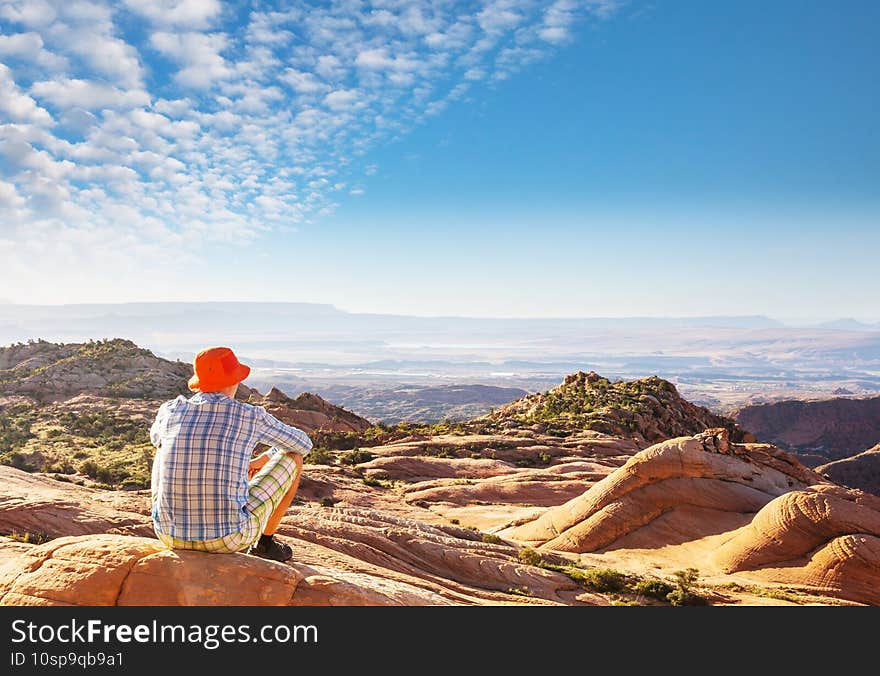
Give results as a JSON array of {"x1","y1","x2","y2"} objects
[{"x1": 250, "y1": 536, "x2": 293, "y2": 562}]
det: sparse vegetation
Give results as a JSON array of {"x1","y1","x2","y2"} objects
[
  {"x1": 319, "y1": 497, "x2": 337, "y2": 507},
  {"x1": 667, "y1": 568, "x2": 708, "y2": 606},
  {"x1": 632, "y1": 578, "x2": 675, "y2": 601},
  {"x1": 304, "y1": 447, "x2": 335, "y2": 465},
  {"x1": 517, "y1": 547, "x2": 544, "y2": 567},
  {"x1": 361, "y1": 475, "x2": 393, "y2": 489},
  {"x1": 481, "y1": 533, "x2": 504, "y2": 545},
  {"x1": 4, "y1": 530, "x2": 53, "y2": 545},
  {"x1": 340, "y1": 448, "x2": 375, "y2": 465}
]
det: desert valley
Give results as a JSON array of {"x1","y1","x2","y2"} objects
[{"x1": 1, "y1": 338, "x2": 878, "y2": 606}]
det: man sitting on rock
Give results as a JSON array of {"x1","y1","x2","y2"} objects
[{"x1": 149, "y1": 346, "x2": 312, "y2": 562}]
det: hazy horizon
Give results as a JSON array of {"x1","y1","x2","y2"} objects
[{"x1": 0, "y1": 300, "x2": 878, "y2": 327}]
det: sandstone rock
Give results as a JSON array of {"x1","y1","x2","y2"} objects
[
  {"x1": 713, "y1": 489, "x2": 880, "y2": 573},
  {"x1": 238, "y1": 386, "x2": 371, "y2": 434},
  {"x1": 505, "y1": 431, "x2": 823, "y2": 551},
  {"x1": 0, "y1": 466, "x2": 152, "y2": 539},
  {"x1": 0, "y1": 534, "x2": 449, "y2": 606}
]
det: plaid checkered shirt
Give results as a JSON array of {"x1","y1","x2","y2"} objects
[{"x1": 149, "y1": 392, "x2": 313, "y2": 541}]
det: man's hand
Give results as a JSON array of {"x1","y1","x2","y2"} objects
[{"x1": 248, "y1": 452, "x2": 270, "y2": 479}]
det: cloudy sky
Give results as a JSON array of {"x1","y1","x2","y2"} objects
[{"x1": 1, "y1": 1, "x2": 878, "y2": 321}]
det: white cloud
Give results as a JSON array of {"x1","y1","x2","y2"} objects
[
  {"x1": 477, "y1": 2, "x2": 524, "y2": 33},
  {"x1": 279, "y1": 68, "x2": 328, "y2": 94},
  {"x1": 30, "y1": 78, "x2": 150, "y2": 110},
  {"x1": 0, "y1": 64, "x2": 54, "y2": 125},
  {"x1": 0, "y1": 0, "x2": 58, "y2": 28},
  {"x1": 150, "y1": 31, "x2": 232, "y2": 89},
  {"x1": 0, "y1": 31, "x2": 68, "y2": 69},
  {"x1": 122, "y1": 0, "x2": 221, "y2": 29},
  {"x1": 539, "y1": 0, "x2": 583, "y2": 44},
  {"x1": 323, "y1": 88, "x2": 360, "y2": 111}
]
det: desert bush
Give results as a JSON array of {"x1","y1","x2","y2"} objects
[
  {"x1": 667, "y1": 568, "x2": 708, "y2": 606},
  {"x1": 566, "y1": 568, "x2": 628, "y2": 593},
  {"x1": 517, "y1": 547, "x2": 543, "y2": 567},
  {"x1": 633, "y1": 578, "x2": 674, "y2": 601},
  {"x1": 481, "y1": 533, "x2": 504, "y2": 545},
  {"x1": 340, "y1": 448, "x2": 375, "y2": 465},
  {"x1": 304, "y1": 447, "x2": 334, "y2": 465}
]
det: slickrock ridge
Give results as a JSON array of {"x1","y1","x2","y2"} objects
[
  {"x1": 816, "y1": 444, "x2": 880, "y2": 496},
  {"x1": 505, "y1": 429, "x2": 822, "y2": 551},
  {"x1": 712, "y1": 487, "x2": 880, "y2": 605}
]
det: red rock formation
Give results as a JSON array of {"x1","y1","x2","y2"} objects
[
  {"x1": 237, "y1": 385, "x2": 371, "y2": 434},
  {"x1": 734, "y1": 397, "x2": 880, "y2": 460},
  {"x1": 816, "y1": 444, "x2": 880, "y2": 495},
  {"x1": 505, "y1": 429, "x2": 822, "y2": 551}
]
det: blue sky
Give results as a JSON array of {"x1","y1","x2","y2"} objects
[{"x1": 1, "y1": 1, "x2": 878, "y2": 321}]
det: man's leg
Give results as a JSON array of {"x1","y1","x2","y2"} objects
[
  {"x1": 245, "y1": 450, "x2": 302, "y2": 561},
  {"x1": 263, "y1": 452, "x2": 303, "y2": 536}
]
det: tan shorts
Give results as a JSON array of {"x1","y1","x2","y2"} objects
[{"x1": 155, "y1": 450, "x2": 299, "y2": 553}]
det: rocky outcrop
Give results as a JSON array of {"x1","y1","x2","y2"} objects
[
  {"x1": 505, "y1": 429, "x2": 822, "y2": 551},
  {"x1": 485, "y1": 371, "x2": 748, "y2": 443},
  {"x1": 237, "y1": 386, "x2": 371, "y2": 434},
  {"x1": 0, "y1": 339, "x2": 191, "y2": 400},
  {"x1": 816, "y1": 444, "x2": 880, "y2": 495},
  {"x1": 0, "y1": 535, "x2": 449, "y2": 606},
  {"x1": 734, "y1": 396, "x2": 880, "y2": 460}
]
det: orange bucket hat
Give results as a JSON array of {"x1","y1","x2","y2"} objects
[{"x1": 188, "y1": 346, "x2": 251, "y2": 392}]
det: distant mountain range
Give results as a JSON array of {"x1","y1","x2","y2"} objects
[{"x1": 2, "y1": 303, "x2": 880, "y2": 416}]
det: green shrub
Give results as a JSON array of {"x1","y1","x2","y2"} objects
[
  {"x1": 481, "y1": 533, "x2": 504, "y2": 545},
  {"x1": 537, "y1": 452, "x2": 552, "y2": 465},
  {"x1": 340, "y1": 448, "x2": 375, "y2": 466},
  {"x1": 633, "y1": 578, "x2": 674, "y2": 601},
  {"x1": 517, "y1": 547, "x2": 543, "y2": 567},
  {"x1": 667, "y1": 568, "x2": 708, "y2": 606},
  {"x1": 304, "y1": 447, "x2": 334, "y2": 465},
  {"x1": 5, "y1": 530, "x2": 52, "y2": 545},
  {"x1": 567, "y1": 568, "x2": 628, "y2": 593},
  {"x1": 319, "y1": 497, "x2": 336, "y2": 507}
]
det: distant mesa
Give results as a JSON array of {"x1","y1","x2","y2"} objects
[
  {"x1": 733, "y1": 396, "x2": 880, "y2": 463},
  {"x1": 817, "y1": 444, "x2": 880, "y2": 496}
]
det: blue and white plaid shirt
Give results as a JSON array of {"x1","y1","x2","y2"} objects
[{"x1": 149, "y1": 392, "x2": 313, "y2": 541}]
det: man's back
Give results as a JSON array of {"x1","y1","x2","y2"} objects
[{"x1": 150, "y1": 391, "x2": 312, "y2": 541}]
